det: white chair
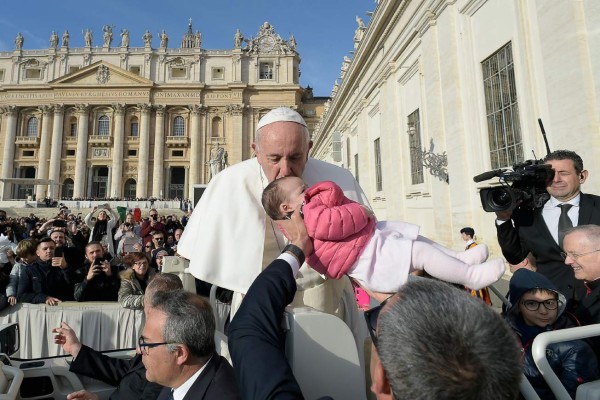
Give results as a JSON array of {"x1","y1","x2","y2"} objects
[
  {"x1": 531, "y1": 324, "x2": 600, "y2": 400},
  {"x1": 0, "y1": 364, "x2": 24, "y2": 400}
]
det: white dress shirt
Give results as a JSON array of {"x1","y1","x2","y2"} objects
[{"x1": 542, "y1": 194, "x2": 580, "y2": 245}]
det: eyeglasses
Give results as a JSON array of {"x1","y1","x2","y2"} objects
[
  {"x1": 138, "y1": 336, "x2": 173, "y2": 355},
  {"x1": 521, "y1": 299, "x2": 561, "y2": 311},
  {"x1": 560, "y1": 248, "x2": 600, "y2": 260},
  {"x1": 363, "y1": 294, "x2": 395, "y2": 347}
]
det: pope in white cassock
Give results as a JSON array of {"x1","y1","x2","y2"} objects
[{"x1": 178, "y1": 107, "x2": 369, "y2": 330}]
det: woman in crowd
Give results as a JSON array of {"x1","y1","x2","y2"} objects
[
  {"x1": 84, "y1": 205, "x2": 120, "y2": 256},
  {"x1": 118, "y1": 252, "x2": 155, "y2": 310}
]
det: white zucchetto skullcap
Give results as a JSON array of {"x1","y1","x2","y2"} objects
[{"x1": 256, "y1": 107, "x2": 307, "y2": 133}]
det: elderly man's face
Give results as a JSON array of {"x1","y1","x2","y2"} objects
[
  {"x1": 252, "y1": 121, "x2": 312, "y2": 182},
  {"x1": 563, "y1": 231, "x2": 600, "y2": 282}
]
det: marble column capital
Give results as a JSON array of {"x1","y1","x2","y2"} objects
[
  {"x1": 138, "y1": 103, "x2": 152, "y2": 114},
  {"x1": 39, "y1": 105, "x2": 54, "y2": 115},
  {"x1": 188, "y1": 104, "x2": 206, "y2": 115},
  {"x1": 52, "y1": 104, "x2": 65, "y2": 114},
  {"x1": 0, "y1": 105, "x2": 18, "y2": 116},
  {"x1": 112, "y1": 103, "x2": 126, "y2": 115},
  {"x1": 75, "y1": 104, "x2": 89, "y2": 115},
  {"x1": 155, "y1": 104, "x2": 166, "y2": 116}
]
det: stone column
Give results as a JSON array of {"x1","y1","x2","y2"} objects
[
  {"x1": 189, "y1": 105, "x2": 201, "y2": 189},
  {"x1": 152, "y1": 105, "x2": 165, "y2": 198},
  {"x1": 228, "y1": 104, "x2": 244, "y2": 165},
  {"x1": 36, "y1": 105, "x2": 53, "y2": 200},
  {"x1": 184, "y1": 166, "x2": 189, "y2": 200},
  {"x1": 87, "y1": 165, "x2": 94, "y2": 198},
  {"x1": 0, "y1": 106, "x2": 18, "y2": 200},
  {"x1": 48, "y1": 105, "x2": 64, "y2": 199},
  {"x1": 73, "y1": 104, "x2": 89, "y2": 199},
  {"x1": 137, "y1": 104, "x2": 151, "y2": 198},
  {"x1": 110, "y1": 103, "x2": 126, "y2": 198}
]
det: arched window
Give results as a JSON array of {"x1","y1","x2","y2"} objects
[
  {"x1": 173, "y1": 116, "x2": 185, "y2": 136},
  {"x1": 124, "y1": 179, "x2": 137, "y2": 198},
  {"x1": 211, "y1": 116, "x2": 222, "y2": 138},
  {"x1": 27, "y1": 117, "x2": 38, "y2": 137},
  {"x1": 98, "y1": 115, "x2": 110, "y2": 136},
  {"x1": 62, "y1": 178, "x2": 74, "y2": 199},
  {"x1": 130, "y1": 117, "x2": 139, "y2": 137}
]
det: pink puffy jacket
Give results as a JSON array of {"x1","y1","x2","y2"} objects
[{"x1": 304, "y1": 181, "x2": 376, "y2": 279}]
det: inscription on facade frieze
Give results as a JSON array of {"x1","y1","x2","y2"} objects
[
  {"x1": 0, "y1": 93, "x2": 54, "y2": 100},
  {"x1": 55, "y1": 90, "x2": 149, "y2": 98},
  {"x1": 204, "y1": 93, "x2": 232, "y2": 100},
  {"x1": 154, "y1": 92, "x2": 201, "y2": 99}
]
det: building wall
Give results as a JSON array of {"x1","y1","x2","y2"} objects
[
  {"x1": 313, "y1": 0, "x2": 600, "y2": 251},
  {"x1": 0, "y1": 22, "x2": 325, "y2": 200}
]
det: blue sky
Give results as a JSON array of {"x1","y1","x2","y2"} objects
[{"x1": 0, "y1": 0, "x2": 373, "y2": 96}]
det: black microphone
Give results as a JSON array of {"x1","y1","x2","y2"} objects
[{"x1": 473, "y1": 169, "x2": 505, "y2": 183}]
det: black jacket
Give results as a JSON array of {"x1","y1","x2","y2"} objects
[
  {"x1": 70, "y1": 345, "x2": 163, "y2": 400},
  {"x1": 155, "y1": 355, "x2": 240, "y2": 400},
  {"x1": 17, "y1": 258, "x2": 77, "y2": 303},
  {"x1": 73, "y1": 262, "x2": 120, "y2": 302},
  {"x1": 497, "y1": 193, "x2": 600, "y2": 307}
]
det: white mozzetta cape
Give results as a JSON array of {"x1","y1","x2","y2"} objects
[{"x1": 178, "y1": 157, "x2": 369, "y2": 294}]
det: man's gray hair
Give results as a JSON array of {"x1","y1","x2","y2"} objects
[
  {"x1": 151, "y1": 290, "x2": 216, "y2": 359},
  {"x1": 377, "y1": 279, "x2": 521, "y2": 400},
  {"x1": 564, "y1": 224, "x2": 600, "y2": 244}
]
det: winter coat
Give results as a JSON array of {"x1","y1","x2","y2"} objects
[
  {"x1": 118, "y1": 267, "x2": 155, "y2": 310},
  {"x1": 505, "y1": 269, "x2": 599, "y2": 399},
  {"x1": 303, "y1": 181, "x2": 376, "y2": 279},
  {"x1": 16, "y1": 258, "x2": 77, "y2": 303}
]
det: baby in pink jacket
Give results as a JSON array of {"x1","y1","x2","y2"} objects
[{"x1": 262, "y1": 177, "x2": 505, "y2": 298}]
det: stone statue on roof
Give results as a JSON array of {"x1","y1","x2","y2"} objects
[
  {"x1": 234, "y1": 29, "x2": 243, "y2": 49},
  {"x1": 14, "y1": 33, "x2": 24, "y2": 50},
  {"x1": 50, "y1": 31, "x2": 59, "y2": 49}
]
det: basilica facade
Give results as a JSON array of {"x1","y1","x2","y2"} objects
[
  {"x1": 312, "y1": 0, "x2": 600, "y2": 248},
  {"x1": 0, "y1": 22, "x2": 321, "y2": 201}
]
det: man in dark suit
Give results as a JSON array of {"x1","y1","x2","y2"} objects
[
  {"x1": 496, "y1": 150, "x2": 600, "y2": 309},
  {"x1": 54, "y1": 274, "x2": 184, "y2": 400},
  {"x1": 563, "y1": 225, "x2": 600, "y2": 357},
  {"x1": 143, "y1": 290, "x2": 240, "y2": 400}
]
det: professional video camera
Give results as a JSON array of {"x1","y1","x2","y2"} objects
[
  {"x1": 473, "y1": 119, "x2": 556, "y2": 212},
  {"x1": 473, "y1": 160, "x2": 554, "y2": 212}
]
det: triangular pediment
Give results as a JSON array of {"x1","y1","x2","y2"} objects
[{"x1": 49, "y1": 61, "x2": 153, "y2": 87}]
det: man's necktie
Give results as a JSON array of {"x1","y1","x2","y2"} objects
[{"x1": 558, "y1": 203, "x2": 573, "y2": 247}]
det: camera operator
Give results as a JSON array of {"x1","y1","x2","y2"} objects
[
  {"x1": 495, "y1": 150, "x2": 600, "y2": 309},
  {"x1": 140, "y1": 209, "x2": 166, "y2": 247},
  {"x1": 74, "y1": 242, "x2": 120, "y2": 302}
]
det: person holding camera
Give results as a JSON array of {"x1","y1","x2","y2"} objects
[
  {"x1": 84, "y1": 205, "x2": 120, "y2": 257},
  {"x1": 139, "y1": 209, "x2": 166, "y2": 248},
  {"x1": 495, "y1": 150, "x2": 600, "y2": 310},
  {"x1": 17, "y1": 237, "x2": 78, "y2": 305},
  {"x1": 115, "y1": 214, "x2": 142, "y2": 257},
  {"x1": 74, "y1": 242, "x2": 121, "y2": 302}
]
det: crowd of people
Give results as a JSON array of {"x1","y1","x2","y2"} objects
[
  {"x1": 2, "y1": 108, "x2": 600, "y2": 399},
  {"x1": 0, "y1": 205, "x2": 189, "y2": 311}
]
